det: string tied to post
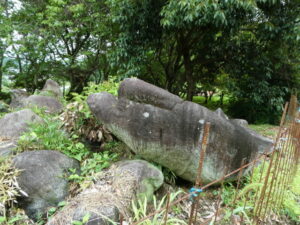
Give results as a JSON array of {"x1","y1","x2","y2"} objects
[{"x1": 189, "y1": 187, "x2": 203, "y2": 202}]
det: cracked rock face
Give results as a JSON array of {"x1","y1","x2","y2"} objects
[{"x1": 87, "y1": 78, "x2": 273, "y2": 183}]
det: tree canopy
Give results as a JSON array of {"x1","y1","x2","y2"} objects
[{"x1": 0, "y1": 0, "x2": 299, "y2": 123}]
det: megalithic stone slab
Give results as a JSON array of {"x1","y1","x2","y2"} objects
[{"x1": 87, "y1": 78, "x2": 273, "y2": 183}]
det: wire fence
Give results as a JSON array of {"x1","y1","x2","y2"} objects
[{"x1": 121, "y1": 95, "x2": 300, "y2": 225}]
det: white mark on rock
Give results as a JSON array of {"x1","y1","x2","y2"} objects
[
  {"x1": 199, "y1": 119, "x2": 205, "y2": 124},
  {"x1": 143, "y1": 112, "x2": 150, "y2": 118}
]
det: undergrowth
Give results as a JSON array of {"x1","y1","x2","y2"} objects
[
  {"x1": 220, "y1": 159, "x2": 300, "y2": 223},
  {"x1": 17, "y1": 111, "x2": 119, "y2": 191},
  {"x1": 60, "y1": 80, "x2": 119, "y2": 143},
  {"x1": 131, "y1": 190, "x2": 187, "y2": 225},
  {"x1": 0, "y1": 156, "x2": 21, "y2": 220}
]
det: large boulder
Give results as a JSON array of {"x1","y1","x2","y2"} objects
[
  {"x1": 0, "y1": 109, "x2": 43, "y2": 140},
  {"x1": 47, "y1": 160, "x2": 163, "y2": 225},
  {"x1": 87, "y1": 78, "x2": 273, "y2": 184},
  {"x1": 41, "y1": 79, "x2": 63, "y2": 98},
  {"x1": 25, "y1": 95, "x2": 63, "y2": 114},
  {"x1": 9, "y1": 89, "x2": 29, "y2": 109},
  {"x1": 13, "y1": 150, "x2": 80, "y2": 220}
]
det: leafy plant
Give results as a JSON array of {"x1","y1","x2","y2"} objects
[
  {"x1": 0, "y1": 214, "x2": 27, "y2": 225},
  {"x1": 68, "y1": 151, "x2": 119, "y2": 185},
  {"x1": 60, "y1": 80, "x2": 119, "y2": 143},
  {"x1": 71, "y1": 213, "x2": 90, "y2": 225},
  {"x1": 17, "y1": 117, "x2": 89, "y2": 161},
  {"x1": 70, "y1": 80, "x2": 119, "y2": 121},
  {"x1": 131, "y1": 190, "x2": 186, "y2": 225}
]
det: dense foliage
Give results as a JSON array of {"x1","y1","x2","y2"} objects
[{"x1": 0, "y1": 0, "x2": 299, "y2": 123}]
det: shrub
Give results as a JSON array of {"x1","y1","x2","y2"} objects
[{"x1": 60, "y1": 80, "x2": 119, "y2": 143}]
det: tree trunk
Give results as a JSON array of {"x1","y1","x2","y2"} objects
[
  {"x1": 220, "y1": 92, "x2": 224, "y2": 106},
  {"x1": 69, "y1": 77, "x2": 86, "y2": 95},
  {"x1": 204, "y1": 92, "x2": 208, "y2": 104},
  {"x1": 209, "y1": 91, "x2": 215, "y2": 101},
  {"x1": 0, "y1": 54, "x2": 3, "y2": 93},
  {"x1": 67, "y1": 70, "x2": 89, "y2": 98},
  {"x1": 0, "y1": 70, "x2": 2, "y2": 93},
  {"x1": 183, "y1": 50, "x2": 194, "y2": 101},
  {"x1": 186, "y1": 78, "x2": 194, "y2": 101}
]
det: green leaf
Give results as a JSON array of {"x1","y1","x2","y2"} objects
[
  {"x1": 72, "y1": 221, "x2": 83, "y2": 225},
  {"x1": 82, "y1": 213, "x2": 91, "y2": 223}
]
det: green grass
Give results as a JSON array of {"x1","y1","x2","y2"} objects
[
  {"x1": 248, "y1": 124, "x2": 278, "y2": 138},
  {"x1": 192, "y1": 95, "x2": 230, "y2": 111}
]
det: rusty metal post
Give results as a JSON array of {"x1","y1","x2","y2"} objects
[
  {"x1": 261, "y1": 123, "x2": 292, "y2": 220},
  {"x1": 232, "y1": 158, "x2": 246, "y2": 207},
  {"x1": 163, "y1": 192, "x2": 171, "y2": 225},
  {"x1": 119, "y1": 213, "x2": 123, "y2": 225},
  {"x1": 252, "y1": 103, "x2": 289, "y2": 223},
  {"x1": 241, "y1": 163, "x2": 257, "y2": 223},
  {"x1": 188, "y1": 122, "x2": 211, "y2": 225},
  {"x1": 213, "y1": 168, "x2": 228, "y2": 225},
  {"x1": 276, "y1": 120, "x2": 298, "y2": 209},
  {"x1": 267, "y1": 123, "x2": 294, "y2": 215},
  {"x1": 253, "y1": 150, "x2": 276, "y2": 222}
]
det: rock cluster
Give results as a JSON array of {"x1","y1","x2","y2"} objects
[{"x1": 9, "y1": 79, "x2": 63, "y2": 114}]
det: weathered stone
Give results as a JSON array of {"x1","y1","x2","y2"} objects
[
  {"x1": 41, "y1": 79, "x2": 63, "y2": 98},
  {"x1": 46, "y1": 188, "x2": 120, "y2": 225},
  {"x1": 88, "y1": 78, "x2": 273, "y2": 183},
  {"x1": 9, "y1": 89, "x2": 29, "y2": 109},
  {"x1": 13, "y1": 150, "x2": 80, "y2": 220},
  {"x1": 47, "y1": 160, "x2": 163, "y2": 225},
  {"x1": 25, "y1": 95, "x2": 63, "y2": 114},
  {"x1": 0, "y1": 141, "x2": 17, "y2": 157},
  {"x1": 0, "y1": 109, "x2": 43, "y2": 140},
  {"x1": 113, "y1": 160, "x2": 164, "y2": 201},
  {"x1": 215, "y1": 108, "x2": 229, "y2": 120},
  {"x1": 231, "y1": 119, "x2": 249, "y2": 127}
]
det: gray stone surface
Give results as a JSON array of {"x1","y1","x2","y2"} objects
[
  {"x1": 231, "y1": 119, "x2": 249, "y2": 127},
  {"x1": 0, "y1": 141, "x2": 17, "y2": 157},
  {"x1": 13, "y1": 150, "x2": 80, "y2": 220},
  {"x1": 9, "y1": 89, "x2": 29, "y2": 109},
  {"x1": 72, "y1": 205, "x2": 119, "y2": 225},
  {"x1": 215, "y1": 108, "x2": 229, "y2": 120},
  {"x1": 88, "y1": 78, "x2": 273, "y2": 183},
  {"x1": 113, "y1": 160, "x2": 164, "y2": 200},
  {"x1": 0, "y1": 109, "x2": 43, "y2": 140},
  {"x1": 47, "y1": 160, "x2": 163, "y2": 225},
  {"x1": 25, "y1": 95, "x2": 63, "y2": 114},
  {"x1": 41, "y1": 79, "x2": 63, "y2": 98}
]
